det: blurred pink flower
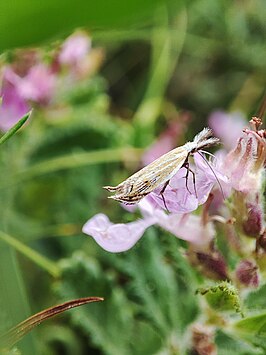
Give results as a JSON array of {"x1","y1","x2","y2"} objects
[
  {"x1": 59, "y1": 32, "x2": 91, "y2": 67},
  {"x1": 14, "y1": 64, "x2": 56, "y2": 104},
  {"x1": 208, "y1": 111, "x2": 247, "y2": 150},
  {"x1": 0, "y1": 68, "x2": 29, "y2": 131},
  {"x1": 142, "y1": 120, "x2": 187, "y2": 165}
]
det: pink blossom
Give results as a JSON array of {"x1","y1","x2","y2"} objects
[
  {"x1": 221, "y1": 128, "x2": 266, "y2": 193},
  {"x1": 83, "y1": 197, "x2": 215, "y2": 252},
  {"x1": 149, "y1": 153, "x2": 228, "y2": 213},
  {"x1": 156, "y1": 212, "x2": 215, "y2": 248},
  {"x1": 82, "y1": 213, "x2": 156, "y2": 253},
  {"x1": 0, "y1": 68, "x2": 29, "y2": 131},
  {"x1": 59, "y1": 32, "x2": 91, "y2": 67},
  {"x1": 14, "y1": 64, "x2": 56, "y2": 104},
  {"x1": 208, "y1": 111, "x2": 247, "y2": 150}
]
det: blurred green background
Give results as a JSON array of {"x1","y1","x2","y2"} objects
[{"x1": 0, "y1": 0, "x2": 265, "y2": 354}]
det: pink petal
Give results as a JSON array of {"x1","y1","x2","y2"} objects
[
  {"x1": 16, "y1": 64, "x2": 56, "y2": 104},
  {"x1": 149, "y1": 153, "x2": 228, "y2": 213},
  {"x1": 82, "y1": 213, "x2": 155, "y2": 253},
  {"x1": 59, "y1": 32, "x2": 91, "y2": 67},
  {"x1": 0, "y1": 69, "x2": 30, "y2": 131},
  {"x1": 208, "y1": 111, "x2": 247, "y2": 150},
  {"x1": 156, "y1": 213, "x2": 215, "y2": 247}
]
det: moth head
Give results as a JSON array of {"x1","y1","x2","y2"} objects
[{"x1": 192, "y1": 127, "x2": 220, "y2": 152}]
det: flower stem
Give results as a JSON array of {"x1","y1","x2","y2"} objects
[
  {"x1": 0, "y1": 231, "x2": 60, "y2": 278},
  {"x1": 0, "y1": 147, "x2": 143, "y2": 189}
]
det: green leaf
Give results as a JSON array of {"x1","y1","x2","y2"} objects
[
  {"x1": 244, "y1": 283, "x2": 266, "y2": 311},
  {"x1": 0, "y1": 0, "x2": 168, "y2": 51},
  {"x1": 216, "y1": 329, "x2": 264, "y2": 355},
  {"x1": 233, "y1": 313, "x2": 266, "y2": 350},
  {"x1": 0, "y1": 112, "x2": 31, "y2": 146},
  {"x1": 54, "y1": 231, "x2": 199, "y2": 354}
]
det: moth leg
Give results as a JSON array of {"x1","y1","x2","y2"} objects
[
  {"x1": 160, "y1": 180, "x2": 170, "y2": 212},
  {"x1": 184, "y1": 162, "x2": 197, "y2": 198}
]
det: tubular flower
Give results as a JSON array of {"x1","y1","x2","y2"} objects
[
  {"x1": 83, "y1": 197, "x2": 215, "y2": 253},
  {"x1": 221, "y1": 122, "x2": 266, "y2": 194}
]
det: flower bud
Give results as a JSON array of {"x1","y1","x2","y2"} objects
[
  {"x1": 196, "y1": 281, "x2": 242, "y2": 315},
  {"x1": 235, "y1": 260, "x2": 259, "y2": 288},
  {"x1": 257, "y1": 229, "x2": 266, "y2": 251},
  {"x1": 191, "y1": 324, "x2": 217, "y2": 355},
  {"x1": 190, "y1": 250, "x2": 228, "y2": 281},
  {"x1": 242, "y1": 201, "x2": 263, "y2": 238}
]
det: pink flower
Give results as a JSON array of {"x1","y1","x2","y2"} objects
[
  {"x1": 221, "y1": 127, "x2": 266, "y2": 193},
  {"x1": 156, "y1": 212, "x2": 215, "y2": 248},
  {"x1": 208, "y1": 111, "x2": 247, "y2": 150},
  {"x1": 15, "y1": 64, "x2": 56, "y2": 104},
  {"x1": 149, "y1": 152, "x2": 228, "y2": 213},
  {"x1": 0, "y1": 68, "x2": 29, "y2": 131},
  {"x1": 82, "y1": 212, "x2": 156, "y2": 253},
  {"x1": 2, "y1": 64, "x2": 56, "y2": 106},
  {"x1": 59, "y1": 32, "x2": 91, "y2": 67},
  {"x1": 83, "y1": 197, "x2": 215, "y2": 252}
]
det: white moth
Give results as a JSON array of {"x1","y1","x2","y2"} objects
[{"x1": 104, "y1": 127, "x2": 220, "y2": 204}]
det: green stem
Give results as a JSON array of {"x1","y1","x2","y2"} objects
[
  {"x1": 132, "y1": 7, "x2": 187, "y2": 144},
  {"x1": 0, "y1": 147, "x2": 143, "y2": 188},
  {"x1": 0, "y1": 231, "x2": 60, "y2": 278},
  {"x1": 0, "y1": 111, "x2": 31, "y2": 146}
]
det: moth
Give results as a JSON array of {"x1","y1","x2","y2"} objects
[{"x1": 103, "y1": 127, "x2": 220, "y2": 205}]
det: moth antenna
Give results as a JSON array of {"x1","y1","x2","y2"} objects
[
  {"x1": 197, "y1": 151, "x2": 225, "y2": 200},
  {"x1": 200, "y1": 150, "x2": 217, "y2": 160}
]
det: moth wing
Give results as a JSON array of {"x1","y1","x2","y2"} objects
[{"x1": 126, "y1": 148, "x2": 188, "y2": 194}]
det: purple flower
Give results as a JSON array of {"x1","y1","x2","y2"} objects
[
  {"x1": 0, "y1": 68, "x2": 30, "y2": 132},
  {"x1": 208, "y1": 111, "x2": 247, "y2": 150},
  {"x1": 59, "y1": 32, "x2": 91, "y2": 67}
]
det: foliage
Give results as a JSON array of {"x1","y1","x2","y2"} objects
[{"x1": 0, "y1": 0, "x2": 265, "y2": 354}]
